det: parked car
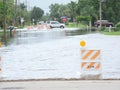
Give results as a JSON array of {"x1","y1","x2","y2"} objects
[
  {"x1": 46, "y1": 21, "x2": 65, "y2": 28},
  {"x1": 94, "y1": 20, "x2": 114, "y2": 27}
]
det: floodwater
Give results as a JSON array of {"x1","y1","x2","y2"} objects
[
  {"x1": 0, "y1": 28, "x2": 90, "y2": 80},
  {"x1": 7, "y1": 28, "x2": 88, "y2": 46},
  {"x1": 1, "y1": 28, "x2": 120, "y2": 80}
]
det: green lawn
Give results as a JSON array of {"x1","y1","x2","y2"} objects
[
  {"x1": 66, "y1": 23, "x2": 87, "y2": 28},
  {"x1": 101, "y1": 31, "x2": 120, "y2": 35}
]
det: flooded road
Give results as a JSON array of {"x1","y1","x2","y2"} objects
[
  {"x1": 7, "y1": 28, "x2": 87, "y2": 46},
  {"x1": 0, "y1": 28, "x2": 120, "y2": 80},
  {"x1": 13, "y1": 30, "x2": 66, "y2": 45}
]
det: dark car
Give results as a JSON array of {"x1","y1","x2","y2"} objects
[{"x1": 94, "y1": 20, "x2": 114, "y2": 27}]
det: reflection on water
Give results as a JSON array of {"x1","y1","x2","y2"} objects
[
  {"x1": 0, "y1": 31, "x2": 10, "y2": 45},
  {"x1": 65, "y1": 29, "x2": 88, "y2": 36},
  {"x1": 11, "y1": 30, "x2": 66, "y2": 45},
  {"x1": 4, "y1": 29, "x2": 90, "y2": 46}
]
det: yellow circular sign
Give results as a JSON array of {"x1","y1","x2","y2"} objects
[
  {"x1": 80, "y1": 40, "x2": 86, "y2": 47},
  {"x1": 0, "y1": 42, "x2": 2, "y2": 47}
]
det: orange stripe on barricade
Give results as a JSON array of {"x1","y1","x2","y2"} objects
[
  {"x1": 82, "y1": 50, "x2": 94, "y2": 60},
  {"x1": 90, "y1": 50, "x2": 100, "y2": 60},
  {"x1": 81, "y1": 62, "x2": 87, "y2": 68},
  {"x1": 81, "y1": 50, "x2": 100, "y2": 61},
  {"x1": 81, "y1": 50, "x2": 85, "y2": 54},
  {"x1": 96, "y1": 63, "x2": 101, "y2": 69}
]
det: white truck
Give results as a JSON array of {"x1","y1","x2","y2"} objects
[{"x1": 46, "y1": 21, "x2": 65, "y2": 29}]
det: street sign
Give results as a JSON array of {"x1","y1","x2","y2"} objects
[
  {"x1": 80, "y1": 40, "x2": 86, "y2": 47},
  {"x1": 62, "y1": 18, "x2": 67, "y2": 22}
]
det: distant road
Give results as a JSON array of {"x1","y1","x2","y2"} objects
[{"x1": 0, "y1": 80, "x2": 120, "y2": 90}]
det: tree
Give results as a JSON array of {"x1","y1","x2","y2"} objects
[
  {"x1": 76, "y1": 0, "x2": 98, "y2": 25},
  {"x1": 67, "y1": 1, "x2": 77, "y2": 22},
  {"x1": 16, "y1": 3, "x2": 29, "y2": 26},
  {"x1": 58, "y1": 4, "x2": 69, "y2": 17},
  {"x1": 41, "y1": 13, "x2": 51, "y2": 21},
  {"x1": 102, "y1": 0, "x2": 120, "y2": 24},
  {"x1": 0, "y1": 1, "x2": 3, "y2": 28},
  {"x1": 31, "y1": 6, "x2": 44, "y2": 24},
  {"x1": 0, "y1": 0, "x2": 14, "y2": 28},
  {"x1": 77, "y1": 0, "x2": 120, "y2": 24},
  {"x1": 49, "y1": 3, "x2": 60, "y2": 20},
  {"x1": 6, "y1": 0, "x2": 14, "y2": 25},
  {"x1": 49, "y1": 2, "x2": 77, "y2": 22}
]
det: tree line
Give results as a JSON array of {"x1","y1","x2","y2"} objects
[
  {"x1": 0, "y1": 0, "x2": 120, "y2": 28},
  {"x1": 0, "y1": 0, "x2": 44, "y2": 28},
  {"x1": 49, "y1": 0, "x2": 120, "y2": 25}
]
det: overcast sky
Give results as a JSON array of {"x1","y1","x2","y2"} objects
[{"x1": 20, "y1": 0, "x2": 77, "y2": 13}]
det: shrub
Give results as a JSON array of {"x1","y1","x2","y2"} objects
[
  {"x1": 76, "y1": 16, "x2": 91, "y2": 23},
  {"x1": 98, "y1": 26, "x2": 106, "y2": 31},
  {"x1": 115, "y1": 22, "x2": 120, "y2": 31}
]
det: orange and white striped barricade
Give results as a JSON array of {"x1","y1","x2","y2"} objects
[
  {"x1": 13, "y1": 27, "x2": 17, "y2": 35},
  {"x1": 31, "y1": 25, "x2": 34, "y2": 30},
  {"x1": 46, "y1": 25, "x2": 51, "y2": 30},
  {"x1": 27, "y1": 26, "x2": 31, "y2": 30},
  {"x1": 37, "y1": 25, "x2": 42, "y2": 30},
  {"x1": 38, "y1": 24, "x2": 44, "y2": 30},
  {"x1": 41, "y1": 24, "x2": 44, "y2": 30},
  {"x1": 27, "y1": 26, "x2": 34, "y2": 30},
  {"x1": 13, "y1": 29, "x2": 17, "y2": 35},
  {"x1": 81, "y1": 50, "x2": 102, "y2": 79}
]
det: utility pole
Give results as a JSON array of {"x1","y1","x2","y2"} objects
[
  {"x1": 14, "y1": 0, "x2": 17, "y2": 26},
  {"x1": 25, "y1": 0, "x2": 27, "y2": 8},
  {"x1": 99, "y1": 0, "x2": 102, "y2": 30},
  {"x1": 3, "y1": 0, "x2": 7, "y2": 45}
]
